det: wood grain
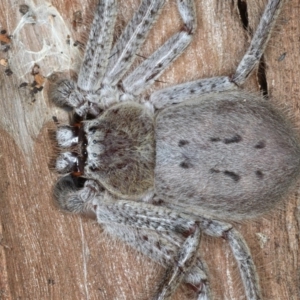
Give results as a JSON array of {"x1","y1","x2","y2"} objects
[{"x1": 0, "y1": 0, "x2": 299, "y2": 299}]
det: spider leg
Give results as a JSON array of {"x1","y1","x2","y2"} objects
[
  {"x1": 53, "y1": 175, "x2": 103, "y2": 214},
  {"x1": 102, "y1": 0, "x2": 166, "y2": 86},
  {"x1": 48, "y1": 0, "x2": 117, "y2": 115},
  {"x1": 187, "y1": 258, "x2": 211, "y2": 300},
  {"x1": 150, "y1": 76, "x2": 237, "y2": 109},
  {"x1": 47, "y1": 72, "x2": 87, "y2": 114},
  {"x1": 233, "y1": 0, "x2": 283, "y2": 85},
  {"x1": 53, "y1": 181, "x2": 209, "y2": 298},
  {"x1": 121, "y1": 0, "x2": 196, "y2": 99},
  {"x1": 95, "y1": 199, "x2": 202, "y2": 299},
  {"x1": 199, "y1": 217, "x2": 261, "y2": 300},
  {"x1": 103, "y1": 224, "x2": 211, "y2": 299},
  {"x1": 149, "y1": 0, "x2": 283, "y2": 110},
  {"x1": 77, "y1": 0, "x2": 117, "y2": 92}
]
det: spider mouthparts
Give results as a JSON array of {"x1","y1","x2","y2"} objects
[
  {"x1": 55, "y1": 152, "x2": 82, "y2": 174},
  {"x1": 73, "y1": 154, "x2": 85, "y2": 176},
  {"x1": 56, "y1": 125, "x2": 79, "y2": 148},
  {"x1": 72, "y1": 170, "x2": 83, "y2": 177}
]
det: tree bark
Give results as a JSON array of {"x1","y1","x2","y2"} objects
[{"x1": 0, "y1": 0, "x2": 299, "y2": 299}]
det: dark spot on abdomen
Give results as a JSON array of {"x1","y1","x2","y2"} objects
[
  {"x1": 210, "y1": 169, "x2": 240, "y2": 182},
  {"x1": 180, "y1": 160, "x2": 193, "y2": 169},
  {"x1": 178, "y1": 140, "x2": 189, "y2": 147},
  {"x1": 156, "y1": 241, "x2": 161, "y2": 250},
  {"x1": 255, "y1": 170, "x2": 264, "y2": 179},
  {"x1": 209, "y1": 135, "x2": 242, "y2": 144},
  {"x1": 255, "y1": 141, "x2": 266, "y2": 149},
  {"x1": 224, "y1": 134, "x2": 242, "y2": 144},
  {"x1": 223, "y1": 170, "x2": 240, "y2": 182},
  {"x1": 210, "y1": 137, "x2": 221, "y2": 142}
]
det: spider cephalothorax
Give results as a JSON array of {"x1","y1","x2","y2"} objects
[{"x1": 49, "y1": 0, "x2": 297, "y2": 299}]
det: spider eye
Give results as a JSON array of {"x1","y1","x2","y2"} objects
[
  {"x1": 89, "y1": 126, "x2": 97, "y2": 134},
  {"x1": 89, "y1": 165, "x2": 98, "y2": 172}
]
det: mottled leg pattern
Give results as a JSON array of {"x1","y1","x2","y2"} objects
[
  {"x1": 232, "y1": 0, "x2": 283, "y2": 85},
  {"x1": 154, "y1": 225, "x2": 200, "y2": 300},
  {"x1": 95, "y1": 200, "x2": 202, "y2": 299},
  {"x1": 105, "y1": 218, "x2": 260, "y2": 300},
  {"x1": 103, "y1": 224, "x2": 211, "y2": 299},
  {"x1": 226, "y1": 229, "x2": 261, "y2": 300},
  {"x1": 185, "y1": 258, "x2": 211, "y2": 300},
  {"x1": 54, "y1": 177, "x2": 259, "y2": 299},
  {"x1": 77, "y1": 0, "x2": 117, "y2": 91},
  {"x1": 55, "y1": 176, "x2": 258, "y2": 299},
  {"x1": 121, "y1": 0, "x2": 196, "y2": 98},
  {"x1": 150, "y1": 76, "x2": 237, "y2": 110},
  {"x1": 199, "y1": 218, "x2": 261, "y2": 300},
  {"x1": 52, "y1": 0, "x2": 197, "y2": 111},
  {"x1": 150, "y1": 0, "x2": 283, "y2": 109},
  {"x1": 103, "y1": 0, "x2": 166, "y2": 85}
]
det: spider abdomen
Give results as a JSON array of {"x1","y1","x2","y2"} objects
[
  {"x1": 84, "y1": 102, "x2": 155, "y2": 199},
  {"x1": 155, "y1": 92, "x2": 300, "y2": 220}
]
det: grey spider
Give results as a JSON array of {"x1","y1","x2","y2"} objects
[{"x1": 48, "y1": 0, "x2": 298, "y2": 299}]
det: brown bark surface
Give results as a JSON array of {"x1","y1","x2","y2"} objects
[{"x1": 0, "y1": 0, "x2": 299, "y2": 299}]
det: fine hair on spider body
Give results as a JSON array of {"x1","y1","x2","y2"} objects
[{"x1": 48, "y1": 0, "x2": 298, "y2": 299}]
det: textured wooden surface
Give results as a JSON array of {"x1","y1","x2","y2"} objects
[{"x1": 0, "y1": 0, "x2": 299, "y2": 299}]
